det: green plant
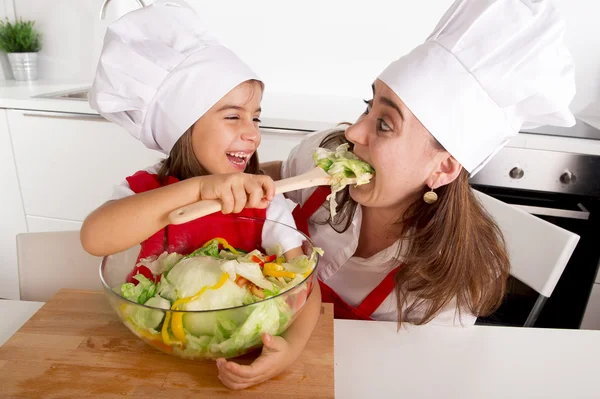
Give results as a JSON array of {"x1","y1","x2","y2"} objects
[{"x1": 0, "y1": 19, "x2": 42, "y2": 53}]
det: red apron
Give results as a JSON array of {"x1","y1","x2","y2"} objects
[
  {"x1": 292, "y1": 186, "x2": 400, "y2": 321},
  {"x1": 125, "y1": 170, "x2": 267, "y2": 283}
]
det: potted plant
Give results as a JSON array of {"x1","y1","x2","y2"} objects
[{"x1": 0, "y1": 19, "x2": 42, "y2": 81}]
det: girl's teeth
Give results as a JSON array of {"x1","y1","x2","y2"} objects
[{"x1": 226, "y1": 152, "x2": 248, "y2": 159}]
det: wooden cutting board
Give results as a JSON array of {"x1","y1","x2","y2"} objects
[{"x1": 0, "y1": 289, "x2": 334, "y2": 398}]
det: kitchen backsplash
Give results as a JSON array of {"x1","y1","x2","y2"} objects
[{"x1": 8, "y1": 0, "x2": 600, "y2": 114}]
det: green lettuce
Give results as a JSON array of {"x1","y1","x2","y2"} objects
[
  {"x1": 185, "y1": 240, "x2": 220, "y2": 259},
  {"x1": 121, "y1": 295, "x2": 169, "y2": 330},
  {"x1": 121, "y1": 274, "x2": 157, "y2": 304},
  {"x1": 313, "y1": 143, "x2": 375, "y2": 218}
]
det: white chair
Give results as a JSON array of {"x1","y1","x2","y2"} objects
[
  {"x1": 474, "y1": 190, "x2": 580, "y2": 327},
  {"x1": 16, "y1": 230, "x2": 104, "y2": 302}
]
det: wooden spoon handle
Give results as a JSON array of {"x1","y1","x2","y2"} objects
[{"x1": 168, "y1": 167, "x2": 331, "y2": 225}]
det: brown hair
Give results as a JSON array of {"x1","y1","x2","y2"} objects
[
  {"x1": 157, "y1": 127, "x2": 261, "y2": 183},
  {"x1": 320, "y1": 129, "x2": 510, "y2": 325}
]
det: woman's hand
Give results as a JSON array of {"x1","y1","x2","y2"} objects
[
  {"x1": 216, "y1": 333, "x2": 298, "y2": 390},
  {"x1": 198, "y1": 173, "x2": 275, "y2": 214}
]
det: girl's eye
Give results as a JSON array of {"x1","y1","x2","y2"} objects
[
  {"x1": 253, "y1": 117, "x2": 262, "y2": 123},
  {"x1": 377, "y1": 118, "x2": 392, "y2": 133},
  {"x1": 363, "y1": 99, "x2": 372, "y2": 115},
  {"x1": 225, "y1": 116, "x2": 240, "y2": 120}
]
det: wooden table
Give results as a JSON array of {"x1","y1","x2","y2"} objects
[{"x1": 0, "y1": 289, "x2": 334, "y2": 398}]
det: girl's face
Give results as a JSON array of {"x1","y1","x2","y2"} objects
[
  {"x1": 345, "y1": 79, "x2": 457, "y2": 210},
  {"x1": 191, "y1": 80, "x2": 262, "y2": 174}
]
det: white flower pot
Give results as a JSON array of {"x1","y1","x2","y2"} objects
[{"x1": 7, "y1": 52, "x2": 38, "y2": 81}]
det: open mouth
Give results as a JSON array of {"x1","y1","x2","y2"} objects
[{"x1": 226, "y1": 151, "x2": 251, "y2": 170}]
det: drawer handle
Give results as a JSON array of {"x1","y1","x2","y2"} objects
[{"x1": 22, "y1": 110, "x2": 105, "y2": 121}]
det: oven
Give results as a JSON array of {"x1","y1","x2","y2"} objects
[{"x1": 469, "y1": 119, "x2": 600, "y2": 329}]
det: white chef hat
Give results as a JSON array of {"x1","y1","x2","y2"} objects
[
  {"x1": 89, "y1": 0, "x2": 261, "y2": 155},
  {"x1": 378, "y1": 0, "x2": 576, "y2": 176}
]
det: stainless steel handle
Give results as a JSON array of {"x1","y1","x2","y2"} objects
[
  {"x1": 22, "y1": 110, "x2": 105, "y2": 121},
  {"x1": 100, "y1": 0, "x2": 146, "y2": 20},
  {"x1": 512, "y1": 204, "x2": 590, "y2": 220},
  {"x1": 259, "y1": 126, "x2": 311, "y2": 136}
]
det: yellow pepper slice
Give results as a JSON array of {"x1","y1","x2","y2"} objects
[
  {"x1": 202, "y1": 237, "x2": 239, "y2": 255},
  {"x1": 264, "y1": 263, "x2": 296, "y2": 279},
  {"x1": 161, "y1": 311, "x2": 173, "y2": 344},
  {"x1": 212, "y1": 272, "x2": 229, "y2": 290},
  {"x1": 168, "y1": 272, "x2": 230, "y2": 347},
  {"x1": 171, "y1": 312, "x2": 186, "y2": 343}
]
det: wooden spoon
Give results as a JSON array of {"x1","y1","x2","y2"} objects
[{"x1": 168, "y1": 167, "x2": 348, "y2": 225}]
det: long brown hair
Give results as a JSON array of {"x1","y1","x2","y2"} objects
[
  {"x1": 157, "y1": 127, "x2": 261, "y2": 183},
  {"x1": 320, "y1": 129, "x2": 510, "y2": 325}
]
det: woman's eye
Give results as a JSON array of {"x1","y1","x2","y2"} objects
[
  {"x1": 225, "y1": 116, "x2": 240, "y2": 120},
  {"x1": 363, "y1": 99, "x2": 372, "y2": 115},
  {"x1": 253, "y1": 117, "x2": 262, "y2": 123},
  {"x1": 377, "y1": 118, "x2": 392, "y2": 133}
]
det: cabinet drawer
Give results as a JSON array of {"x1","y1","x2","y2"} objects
[
  {"x1": 26, "y1": 215, "x2": 82, "y2": 233},
  {"x1": 8, "y1": 110, "x2": 164, "y2": 221},
  {"x1": 258, "y1": 127, "x2": 307, "y2": 162}
]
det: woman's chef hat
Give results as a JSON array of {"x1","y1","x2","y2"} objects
[
  {"x1": 89, "y1": 0, "x2": 261, "y2": 155},
  {"x1": 378, "y1": 0, "x2": 576, "y2": 176}
]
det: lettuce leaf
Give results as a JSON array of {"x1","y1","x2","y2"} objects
[
  {"x1": 313, "y1": 143, "x2": 375, "y2": 219},
  {"x1": 121, "y1": 274, "x2": 156, "y2": 304}
]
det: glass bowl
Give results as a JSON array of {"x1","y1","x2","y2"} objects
[{"x1": 99, "y1": 217, "x2": 319, "y2": 360}]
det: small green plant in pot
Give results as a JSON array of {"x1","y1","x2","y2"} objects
[{"x1": 0, "y1": 19, "x2": 42, "y2": 81}]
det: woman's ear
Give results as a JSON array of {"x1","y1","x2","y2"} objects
[{"x1": 426, "y1": 154, "x2": 462, "y2": 189}]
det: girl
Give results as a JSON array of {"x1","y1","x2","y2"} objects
[{"x1": 80, "y1": 0, "x2": 321, "y2": 390}]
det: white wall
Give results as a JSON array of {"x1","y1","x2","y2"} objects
[{"x1": 10, "y1": 0, "x2": 600, "y2": 114}]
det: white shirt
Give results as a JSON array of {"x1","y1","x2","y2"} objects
[
  {"x1": 281, "y1": 129, "x2": 476, "y2": 327},
  {"x1": 109, "y1": 162, "x2": 303, "y2": 254}
]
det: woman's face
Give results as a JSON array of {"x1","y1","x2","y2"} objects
[
  {"x1": 345, "y1": 79, "x2": 454, "y2": 210},
  {"x1": 191, "y1": 80, "x2": 262, "y2": 175}
]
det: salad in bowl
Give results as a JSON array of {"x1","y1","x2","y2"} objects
[{"x1": 100, "y1": 217, "x2": 321, "y2": 360}]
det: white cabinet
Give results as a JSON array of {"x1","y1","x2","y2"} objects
[
  {"x1": 0, "y1": 109, "x2": 27, "y2": 299},
  {"x1": 26, "y1": 216, "x2": 82, "y2": 233},
  {"x1": 7, "y1": 110, "x2": 164, "y2": 222},
  {"x1": 258, "y1": 127, "x2": 305, "y2": 162},
  {"x1": 581, "y1": 284, "x2": 600, "y2": 330}
]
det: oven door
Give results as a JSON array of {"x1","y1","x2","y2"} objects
[{"x1": 472, "y1": 185, "x2": 600, "y2": 329}]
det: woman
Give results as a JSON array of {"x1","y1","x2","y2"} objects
[{"x1": 216, "y1": 0, "x2": 576, "y2": 389}]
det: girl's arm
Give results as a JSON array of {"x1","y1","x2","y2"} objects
[
  {"x1": 216, "y1": 282, "x2": 322, "y2": 390},
  {"x1": 80, "y1": 173, "x2": 274, "y2": 256}
]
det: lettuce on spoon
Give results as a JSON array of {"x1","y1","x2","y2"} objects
[{"x1": 313, "y1": 143, "x2": 375, "y2": 218}]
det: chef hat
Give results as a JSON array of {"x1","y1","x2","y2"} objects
[
  {"x1": 89, "y1": 0, "x2": 261, "y2": 155},
  {"x1": 378, "y1": 0, "x2": 576, "y2": 176}
]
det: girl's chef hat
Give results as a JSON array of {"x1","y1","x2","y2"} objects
[
  {"x1": 89, "y1": 0, "x2": 261, "y2": 155},
  {"x1": 378, "y1": 0, "x2": 576, "y2": 176}
]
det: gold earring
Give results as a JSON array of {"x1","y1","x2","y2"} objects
[{"x1": 423, "y1": 188, "x2": 438, "y2": 204}]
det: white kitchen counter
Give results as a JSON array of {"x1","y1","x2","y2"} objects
[
  {"x1": 2, "y1": 299, "x2": 600, "y2": 398},
  {"x1": 1, "y1": 79, "x2": 600, "y2": 156}
]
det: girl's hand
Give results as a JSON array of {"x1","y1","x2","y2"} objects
[
  {"x1": 216, "y1": 333, "x2": 297, "y2": 390},
  {"x1": 198, "y1": 173, "x2": 275, "y2": 214}
]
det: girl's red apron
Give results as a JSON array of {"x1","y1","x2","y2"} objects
[
  {"x1": 292, "y1": 186, "x2": 400, "y2": 321},
  {"x1": 125, "y1": 170, "x2": 266, "y2": 283}
]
